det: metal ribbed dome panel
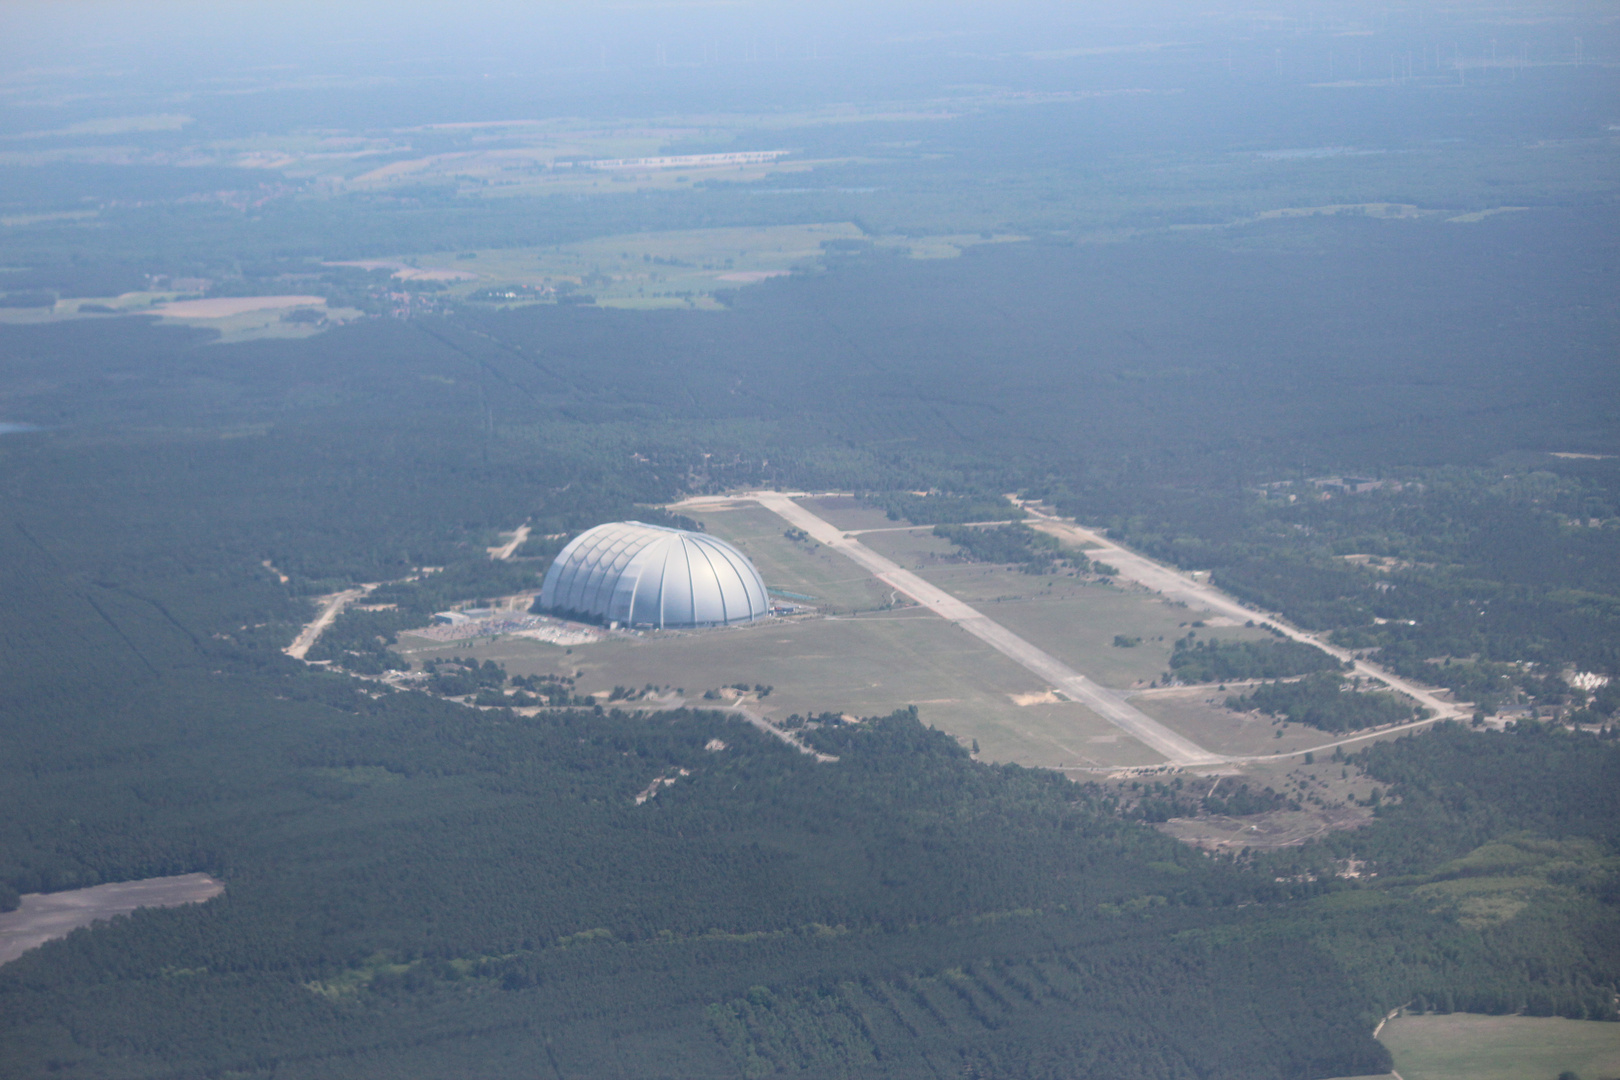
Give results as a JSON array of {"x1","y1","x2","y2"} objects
[{"x1": 538, "y1": 521, "x2": 769, "y2": 629}]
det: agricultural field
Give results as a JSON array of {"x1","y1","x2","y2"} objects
[
  {"x1": 147, "y1": 298, "x2": 364, "y2": 343},
  {"x1": 370, "y1": 225, "x2": 1026, "y2": 309},
  {"x1": 431, "y1": 223, "x2": 858, "y2": 310},
  {"x1": 136, "y1": 104, "x2": 960, "y2": 192},
  {"x1": 1377, "y1": 1013, "x2": 1620, "y2": 1080},
  {"x1": 0, "y1": 291, "x2": 363, "y2": 343}
]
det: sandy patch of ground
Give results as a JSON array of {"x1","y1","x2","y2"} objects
[
  {"x1": 324, "y1": 260, "x2": 477, "y2": 282},
  {"x1": 1010, "y1": 690, "x2": 1063, "y2": 706},
  {"x1": 487, "y1": 524, "x2": 530, "y2": 560},
  {"x1": 0, "y1": 873, "x2": 223, "y2": 965},
  {"x1": 155, "y1": 295, "x2": 325, "y2": 318},
  {"x1": 634, "y1": 768, "x2": 691, "y2": 804},
  {"x1": 717, "y1": 270, "x2": 792, "y2": 283},
  {"x1": 1156, "y1": 805, "x2": 1372, "y2": 852},
  {"x1": 285, "y1": 585, "x2": 373, "y2": 660},
  {"x1": 402, "y1": 613, "x2": 603, "y2": 647}
]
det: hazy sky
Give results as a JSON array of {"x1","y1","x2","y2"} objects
[
  {"x1": 2, "y1": 0, "x2": 1610, "y2": 138},
  {"x1": 11, "y1": 0, "x2": 1601, "y2": 79}
]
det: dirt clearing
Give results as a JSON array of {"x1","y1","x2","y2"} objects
[{"x1": 0, "y1": 873, "x2": 223, "y2": 965}]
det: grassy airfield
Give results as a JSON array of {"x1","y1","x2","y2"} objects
[
  {"x1": 398, "y1": 495, "x2": 1300, "y2": 772},
  {"x1": 402, "y1": 610, "x2": 1164, "y2": 769}
]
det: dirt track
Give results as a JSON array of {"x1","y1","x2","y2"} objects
[
  {"x1": 0, "y1": 873, "x2": 223, "y2": 966},
  {"x1": 488, "y1": 524, "x2": 531, "y2": 560},
  {"x1": 285, "y1": 586, "x2": 372, "y2": 660}
]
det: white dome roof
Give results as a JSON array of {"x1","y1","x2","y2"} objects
[{"x1": 538, "y1": 521, "x2": 769, "y2": 629}]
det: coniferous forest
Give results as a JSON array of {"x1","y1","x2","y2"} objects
[{"x1": 2, "y1": 3, "x2": 1618, "y2": 1077}]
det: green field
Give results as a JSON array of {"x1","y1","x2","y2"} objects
[
  {"x1": 0, "y1": 292, "x2": 363, "y2": 343},
  {"x1": 368, "y1": 226, "x2": 1027, "y2": 310},
  {"x1": 1378, "y1": 1013, "x2": 1620, "y2": 1080},
  {"x1": 415, "y1": 223, "x2": 858, "y2": 310}
]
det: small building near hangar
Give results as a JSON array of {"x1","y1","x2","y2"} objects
[{"x1": 538, "y1": 521, "x2": 769, "y2": 629}]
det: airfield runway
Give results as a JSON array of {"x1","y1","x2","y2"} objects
[
  {"x1": 673, "y1": 491, "x2": 1463, "y2": 770},
  {"x1": 740, "y1": 492, "x2": 1226, "y2": 766}
]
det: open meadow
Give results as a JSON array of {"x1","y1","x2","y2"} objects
[
  {"x1": 1377, "y1": 1013, "x2": 1620, "y2": 1080},
  {"x1": 396, "y1": 610, "x2": 1163, "y2": 770},
  {"x1": 681, "y1": 502, "x2": 900, "y2": 613},
  {"x1": 412, "y1": 223, "x2": 859, "y2": 310},
  {"x1": 1132, "y1": 686, "x2": 1349, "y2": 760}
]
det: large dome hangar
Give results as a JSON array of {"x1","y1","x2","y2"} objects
[{"x1": 538, "y1": 521, "x2": 769, "y2": 629}]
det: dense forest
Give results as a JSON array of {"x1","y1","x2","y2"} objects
[
  {"x1": 933, "y1": 523, "x2": 1075, "y2": 575},
  {"x1": 1225, "y1": 673, "x2": 1422, "y2": 733},
  {"x1": 1, "y1": 7, "x2": 1617, "y2": 1073},
  {"x1": 1165, "y1": 632, "x2": 1345, "y2": 684},
  {"x1": 2, "y1": 204, "x2": 1617, "y2": 1075},
  {"x1": 3, "y1": 679, "x2": 1615, "y2": 1078}
]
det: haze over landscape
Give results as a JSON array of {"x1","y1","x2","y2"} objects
[{"x1": 1, "y1": 2, "x2": 1618, "y2": 1078}]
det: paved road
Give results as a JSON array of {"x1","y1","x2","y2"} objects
[
  {"x1": 739, "y1": 491, "x2": 1226, "y2": 766},
  {"x1": 1017, "y1": 502, "x2": 1466, "y2": 726},
  {"x1": 0, "y1": 873, "x2": 223, "y2": 966}
]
